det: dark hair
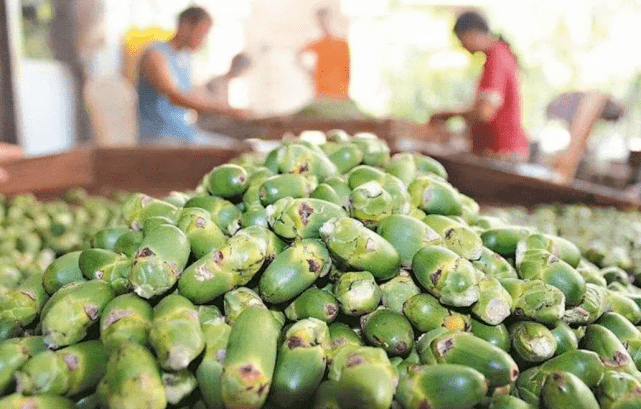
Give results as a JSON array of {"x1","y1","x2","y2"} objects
[
  {"x1": 454, "y1": 10, "x2": 519, "y2": 66},
  {"x1": 316, "y1": 7, "x2": 330, "y2": 18},
  {"x1": 178, "y1": 6, "x2": 212, "y2": 25},
  {"x1": 230, "y1": 53, "x2": 251, "y2": 72},
  {"x1": 454, "y1": 11, "x2": 489, "y2": 35}
]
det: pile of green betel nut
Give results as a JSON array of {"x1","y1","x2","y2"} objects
[
  {"x1": 1, "y1": 131, "x2": 640, "y2": 409},
  {"x1": 0, "y1": 189, "x2": 125, "y2": 281},
  {"x1": 486, "y1": 204, "x2": 641, "y2": 281}
]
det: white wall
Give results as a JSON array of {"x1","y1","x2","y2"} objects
[{"x1": 19, "y1": 60, "x2": 76, "y2": 156}]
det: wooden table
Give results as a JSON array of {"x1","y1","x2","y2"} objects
[
  {"x1": 2, "y1": 143, "x2": 639, "y2": 211},
  {"x1": 0, "y1": 146, "x2": 243, "y2": 199}
]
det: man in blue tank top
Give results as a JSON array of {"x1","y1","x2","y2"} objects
[{"x1": 137, "y1": 7, "x2": 249, "y2": 145}]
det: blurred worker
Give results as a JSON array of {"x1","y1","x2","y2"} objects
[
  {"x1": 137, "y1": 6, "x2": 249, "y2": 145},
  {"x1": 430, "y1": 11, "x2": 529, "y2": 161},
  {"x1": 197, "y1": 53, "x2": 255, "y2": 140},
  {"x1": 297, "y1": 7, "x2": 350, "y2": 100},
  {"x1": 205, "y1": 53, "x2": 252, "y2": 105}
]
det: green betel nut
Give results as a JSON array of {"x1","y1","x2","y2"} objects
[
  {"x1": 284, "y1": 287, "x2": 340, "y2": 323},
  {"x1": 267, "y1": 197, "x2": 347, "y2": 240},
  {"x1": 129, "y1": 224, "x2": 190, "y2": 299},
  {"x1": 270, "y1": 318, "x2": 330, "y2": 408},
  {"x1": 510, "y1": 321, "x2": 557, "y2": 362},
  {"x1": 100, "y1": 293, "x2": 153, "y2": 351},
  {"x1": 396, "y1": 364, "x2": 487, "y2": 409},
  {"x1": 403, "y1": 292, "x2": 471, "y2": 333},
  {"x1": 41, "y1": 280, "x2": 115, "y2": 348},
  {"x1": 377, "y1": 214, "x2": 442, "y2": 268},
  {"x1": 259, "y1": 239, "x2": 331, "y2": 304},
  {"x1": 472, "y1": 276, "x2": 512, "y2": 325},
  {"x1": 205, "y1": 164, "x2": 249, "y2": 199},
  {"x1": 259, "y1": 174, "x2": 317, "y2": 206},
  {"x1": 16, "y1": 340, "x2": 108, "y2": 396},
  {"x1": 178, "y1": 251, "x2": 238, "y2": 304},
  {"x1": 430, "y1": 331, "x2": 519, "y2": 387},
  {"x1": 221, "y1": 306, "x2": 281, "y2": 409},
  {"x1": 97, "y1": 342, "x2": 166, "y2": 409},
  {"x1": 320, "y1": 216, "x2": 401, "y2": 280},
  {"x1": 361, "y1": 308, "x2": 414, "y2": 357},
  {"x1": 408, "y1": 174, "x2": 463, "y2": 216},
  {"x1": 349, "y1": 181, "x2": 393, "y2": 228},
  {"x1": 177, "y1": 207, "x2": 227, "y2": 259},
  {"x1": 541, "y1": 371, "x2": 599, "y2": 409},
  {"x1": 78, "y1": 248, "x2": 131, "y2": 295},
  {"x1": 334, "y1": 346, "x2": 397, "y2": 409},
  {"x1": 43, "y1": 251, "x2": 84, "y2": 295},
  {"x1": 412, "y1": 245, "x2": 480, "y2": 307},
  {"x1": 149, "y1": 294, "x2": 205, "y2": 371},
  {"x1": 333, "y1": 271, "x2": 381, "y2": 316},
  {"x1": 379, "y1": 271, "x2": 421, "y2": 314}
]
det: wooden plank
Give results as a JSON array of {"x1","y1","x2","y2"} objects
[
  {"x1": 93, "y1": 146, "x2": 245, "y2": 195},
  {"x1": 426, "y1": 151, "x2": 641, "y2": 210},
  {"x1": 0, "y1": 149, "x2": 94, "y2": 195},
  {"x1": 555, "y1": 92, "x2": 610, "y2": 184}
]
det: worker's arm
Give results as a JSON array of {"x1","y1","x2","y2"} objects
[
  {"x1": 141, "y1": 49, "x2": 250, "y2": 119},
  {"x1": 430, "y1": 49, "x2": 505, "y2": 125},
  {"x1": 428, "y1": 96, "x2": 497, "y2": 126},
  {"x1": 468, "y1": 91, "x2": 500, "y2": 123}
]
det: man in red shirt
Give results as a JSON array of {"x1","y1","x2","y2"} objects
[
  {"x1": 430, "y1": 11, "x2": 529, "y2": 161},
  {"x1": 297, "y1": 8, "x2": 350, "y2": 100}
]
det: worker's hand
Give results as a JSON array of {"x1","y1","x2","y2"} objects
[
  {"x1": 428, "y1": 112, "x2": 453, "y2": 125},
  {"x1": 230, "y1": 108, "x2": 254, "y2": 120}
]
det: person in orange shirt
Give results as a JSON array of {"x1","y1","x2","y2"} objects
[{"x1": 297, "y1": 8, "x2": 350, "y2": 100}]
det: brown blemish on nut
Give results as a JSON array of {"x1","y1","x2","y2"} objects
[
  {"x1": 326, "y1": 304, "x2": 338, "y2": 319},
  {"x1": 288, "y1": 336, "x2": 305, "y2": 349},
  {"x1": 85, "y1": 305, "x2": 99, "y2": 320},
  {"x1": 258, "y1": 383, "x2": 269, "y2": 394},
  {"x1": 298, "y1": 202, "x2": 314, "y2": 225},
  {"x1": 103, "y1": 310, "x2": 134, "y2": 329},
  {"x1": 436, "y1": 337, "x2": 455, "y2": 356},
  {"x1": 195, "y1": 265, "x2": 214, "y2": 281},
  {"x1": 395, "y1": 341, "x2": 408, "y2": 353},
  {"x1": 213, "y1": 251, "x2": 224, "y2": 266},
  {"x1": 239, "y1": 364, "x2": 260, "y2": 381},
  {"x1": 137, "y1": 248, "x2": 154, "y2": 258},
  {"x1": 444, "y1": 228, "x2": 455, "y2": 240},
  {"x1": 20, "y1": 291, "x2": 36, "y2": 300},
  {"x1": 605, "y1": 350, "x2": 630, "y2": 368},
  {"x1": 64, "y1": 354, "x2": 79, "y2": 371},
  {"x1": 431, "y1": 268, "x2": 443, "y2": 285},
  {"x1": 366, "y1": 239, "x2": 376, "y2": 252},
  {"x1": 307, "y1": 259, "x2": 320, "y2": 273},
  {"x1": 511, "y1": 366, "x2": 520, "y2": 381},
  {"x1": 346, "y1": 355, "x2": 366, "y2": 368}
]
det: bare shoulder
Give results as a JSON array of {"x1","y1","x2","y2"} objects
[{"x1": 141, "y1": 47, "x2": 166, "y2": 71}]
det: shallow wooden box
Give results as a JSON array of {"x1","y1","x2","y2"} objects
[{"x1": 1, "y1": 145, "x2": 640, "y2": 211}]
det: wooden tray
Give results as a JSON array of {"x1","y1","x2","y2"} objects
[
  {"x1": 1, "y1": 145, "x2": 639, "y2": 211},
  {"x1": 0, "y1": 146, "x2": 243, "y2": 199}
]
